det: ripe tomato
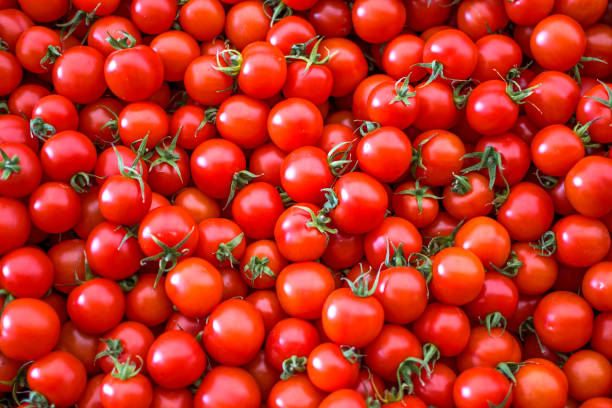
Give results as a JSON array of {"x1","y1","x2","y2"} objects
[
  {"x1": 321, "y1": 38, "x2": 368, "y2": 97},
  {"x1": 382, "y1": 34, "x2": 426, "y2": 81},
  {"x1": 512, "y1": 242, "x2": 559, "y2": 295},
  {"x1": 0, "y1": 246, "x2": 53, "y2": 298},
  {"x1": 563, "y1": 350, "x2": 612, "y2": 402},
  {"x1": 357, "y1": 126, "x2": 413, "y2": 182},
  {"x1": 576, "y1": 83, "x2": 612, "y2": 144},
  {"x1": 237, "y1": 41, "x2": 287, "y2": 100},
  {"x1": 125, "y1": 274, "x2": 173, "y2": 327},
  {"x1": 442, "y1": 173, "x2": 494, "y2": 220},
  {"x1": 267, "y1": 374, "x2": 325, "y2": 408},
  {"x1": 513, "y1": 358, "x2": 568, "y2": 408},
  {"x1": 265, "y1": 317, "x2": 319, "y2": 372},
  {"x1": 307, "y1": 342, "x2": 360, "y2": 392},
  {"x1": 29, "y1": 181, "x2": 81, "y2": 233},
  {"x1": 319, "y1": 389, "x2": 367, "y2": 408},
  {"x1": 178, "y1": 0, "x2": 225, "y2": 42},
  {"x1": 414, "y1": 361, "x2": 456, "y2": 408},
  {"x1": 165, "y1": 257, "x2": 223, "y2": 317},
  {"x1": 27, "y1": 350, "x2": 87, "y2": 407},
  {"x1": 191, "y1": 139, "x2": 246, "y2": 199},
  {"x1": 194, "y1": 366, "x2": 261, "y2": 408},
  {"x1": 308, "y1": 0, "x2": 351, "y2": 37},
  {"x1": 472, "y1": 34, "x2": 522, "y2": 81},
  {"x1": 363, "y1": 216, "x2": 422, "y2": 268},
  {"x1": 553, "y1": 214, "x2": 611, "y2": 267},
  {"x1": 364, "y1": 324, "x2": 422, "y2": 382},
  {"x1": 352, "y1": 0, "x2": 406, "y2": 44},
  {"x1": 52, "y1": 45, "x2": 106, "y2": 104},
  {"x1": 276, "y1": 261, "x2": 335, "y2": 319},
  {"x1": 422, "y1": 28, "x2": 478, "y2": 81},
  {"x1": 413, "y1": 130, "x2": 466, "y2": 186},
  {"x1": 67, "y1": 278, "x2": 125, "y2": 334},
  {"x1": 146, "y1": 330, "x2": 206, "y2": 389},
  {"x1": 565, "y1": 157, "x2": 612, "y2": 218},
  {"x1": 413, "y1": 303, "x2": 471, "y2": 357},
  {"x1": 531, "y1": 14, "x2": 586, "y2": 71},
  {"x1": 202, "y1": 299, "x2": 265, "y2": 366},
  {"x1": 497, "y1": 182, "x2": 555, "y2": 241},
  {"x1": 0, "y1": 142, "x2": 41, "y2": 198},
  {"x1": 431, "y1": 247, "x2": 485, "y2": 306},
  {"x1": 101, "y1": 369, "x2": 153, "y2": 408},
  {"x1": 224, "y1": 0, "x2": 270, "y2": 50},
  {"x1": 374, "y1": 266, "x2": 427, "y2": 324},
  {"x1": 455, "y1": 216, "x2": 511, "y2": 268},
  {"x1": 453, "y1": 366, "x2": 513, "y2": 408}
]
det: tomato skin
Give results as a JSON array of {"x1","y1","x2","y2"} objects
[
  {"x1": 0, "y1": 142, "x2": 41, "y2": 198},
  {"x1": 196, "y1": 218, "x2": 245, "y2": 267},
  {"x1": 191, "y1": 139, "x2": 246, "y2": 199},
  {"x1": 352, "y1": 0, "x2": 406, "y2": 44},
  {"x1": 194, "y1": 366, "x2": 261, "y2": 408},
  {"x1": 276, "y1": 261, "x2": 335, "y2": 320},
  {"x1": 526, "y1": 71, "x2": 581, "y2": 130},
  {"x1": 146, "y1": 330, "x2": 206, "y2": 389},
  {"x1": 466, "y1": 80, "x2": 519, "y2": 136},
  {"x1": 531, "y1": 124, "x2": 586, "y2": 177},
  {"x1": 101, "y1": 373, "x2": 153, "y2": 408},
  {"x1": 67, "y1": 278, "x2": 125, "y2": 335},
  {"x1": 553, "y1": 215, "x2": 611, "y2": 267},
  {"x1": 565, "y1": 157, "x2": 612, "y2": 218},
  {"x1": 472, "y1": 34, "x2": 522, "y2": 81},
  {"x1": 165, "y1": 257, "x2": 223, "y2": 318},
  {"x1": 581, "y1": 24, "x2": 612, "y2": 78},
  {"x1": 582, "y1": 262, "x2": 612, "y2": 312},
  {"x1": 52, "y1": 45, "x2": 107, "y2": 104},
  {"x1": 374, "y1": 266, "x2": 427, "y2": 324},
  {"x1": 319, "y1": 389, "x2": 367, "y2": 408},
  {"x1": 453, "y1": 366, "x2": 513, "y2": 408},
  {"x1": 283, "y1": 61, "x2": 334, "y2": 106},
  {"x1": 534, "y1": 291, "x2": 593, "y2": 352},
  {"x1": 321, "y1": 38, "x2": 368, "y2": 97},
  {"x1": 267, "y1": 373, "x2": 325, "y2": 408},
  {"x1": 512, "y1": 242, "x2": 559, "y2": 295},
  {"x1": 0, "y1": 298, "x2": 59, "y2": 361},
  {"x1": 280, "y1": 146, "x2": 334, "y2": 205},
  {"x1": 265, "y1": 318, "x2": 319, "y2": 371},
  {"x1": 0, "y1": 9, "x2": 33, "y2": 52},
  {"x1": 457, "y1": 326, "x2": 522, "y2": 371},
  {"x1": 413, "y1": 130, "x2": 466, "y2": 186},
  {"x1": 330, "y1": 172, "x2": 388, "y2": 235},
  {"x1": 431, "y1": 247, "x2": 485, "y2": 306},
  {"x1": 0, "y1": 114, "x2": 38, "y2": 152},
  {"x1": 563, "y1": 350, "x2": 612, "y2": 402},
  {"x1": 87, "y1": 16, "x2": 142, "y2": 56},
  {"x1": 592, "y1": 313, "x2": 612, "y2": 360},
  {"x1": 179, "y1": 0, "x2": 225, "y2": 42},
  {"x1": 497, "y1": 182, "x2": 555, "y2": 241},
  {"x1": 0, "y1": 247, "x2": 53, "y2": 298},
  {"x1": 244, "y1": 349, "x2": 280, "y2": 400},
  {"x1": 96, "y1": 321, "x2": 154, "y2": 374},
  {"x1": 98, "y1": 175, "x2": 152, "y2": 226},
  {"x1": 364, "y1": 324, "x2": 422, "y2": 382},
  {"x1": 422, "y1": 29, "x2": 478, "y2": 81},
  {"x1": 514, "y1": 358, "x2": 568, "y2": 408},
  {"x1": 322, "y1": 288, "x2": 384, "y2": 348},
  {"x1": 531, "y1": 14, "x2": 586, "y2": 71},
  {"x1": 152, "y1": 387, "x2": 193, "y2": 408},
  {"x1": 150, "y1": 31, "x2": 199, "y2": 82},
  {"x1": 413, "y1": 303, "x2": 470, "y2": 357},
  {"x1": 29, "y1": 181, "x2": 81, "y2": 234},
  {"x1": 118, "y1": 102, "x2": 169, "y2": 150},
  {"x1": 576, "y1": 83, "x2": 612, "y2": 144},
  {"x1": 504, "y1": 0, "x2": 553, "y2": 26},
  {"x1": 41, "y1": 130, "x2": 97, "y2": 182},
  {"x1": 274, "y1": 204, "x2": 330, "y2": 262},
  {"x1": 238, "y1": 42, "x2": 287, "y2": 100},
  {"x1": 442, "y1": 173, "x2": 494, "y2": 220},
  {"x1": 104, "y1": 45, "x2": 164, "y2": 102},
  {"x1": 382, "y1": 34, "x2": 426, "y2": 81},
  {"x1": 363, "y1": 216, "x2": 422, "y2": 268},
  {"x1": 125, "y1": 274, "x2": 173, "y2": 327},
  {"x1": 27, "y1": 350, "x2": 87, "y2": 408},
  {"x1": 308, "y1": 0, "x2": 351, "y2": 37},
  {"x1": 17, "y1": 0, "x2": 69, "y2": 22},
  {"x1": 414, "y1": 362, "x2": 456, "y2": 408},
  {"x1": 203, "y1": 299, "x2": 265, "y2": 366},
  {"x1": 217, "y1": 95, "x2": 269, "y2": 149},
  {"x1": 357, "y1": 126, "x2": 413, "y2": 182},
  {"x1": 268, "y1": 97, "x2": 323, "y2": 152},
  {"x1": 307, "y1": 342, "x2": 359, "y2": 392},
  {"x1": 240, "y1": 240, "x2": 286, "y2": 289},
  {"x1": 224, "y1": 0, "x2": 270, "y2": 50}
]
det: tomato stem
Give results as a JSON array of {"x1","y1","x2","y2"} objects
[
  {"x1": 396, "y1": 179, "x2": 442, "y2": 214},
  {"x1": 215, "y1": 232, "x2": 244, "y2": 266},
  {"x1": 0, "y1": 148, "x2": 21, "y2": 180},
  {"x1": 106, "y1": 30, "x2": 137, "y2": 50},
  {"x1": 280, "y1": 355, "x2": 307, "y2": 380},
  {"x1": 243, "y1": 255, "x2": 276, "y2": 287},
  {"x1": 30, "y1": 117, "x2": 56, "y2": 141},
  {"x1": 57, "y1": 3, "x2": 101, "y2": 40},
  {"x1": 488, "y1": 250, "x2": 522, "y2": 278},
  {"x1": 529, "y1": 230, "x2": 556, "y2": 257},
  {"x1": 224, "y1": 170, "x2": 261, "y2": 210},
  {"x1": 480, "y1": 311, "x2": 508, "y2": 336},
  {"x1": 585, "y1": 80, "x2": 612, "y2": 109},
  {"x1": 39, "y1": 45, "x2": 62, "y2": 71}
]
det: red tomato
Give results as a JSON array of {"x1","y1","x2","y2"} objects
[
  {"x1": 413, "y1": 303, "x2": 471, "y2": 357},
  {"x1": 194, "y1": 366, "x2": 261, "y2": 408},
  {"x1": 276, "y1": 261, "x2": 335, "y2": 319},
  {"x1": 27, "y1": 350, "x2": 87, "y2": 407},
  {"x1": 513, "y1": 358, "x2": 568, "y2": 408},
  {"x1": 352, "y1": 0, "x2": 406, "y2": 44}
]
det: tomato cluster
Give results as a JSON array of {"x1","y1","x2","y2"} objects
[{"x1": 1, "y1": 0, "x2": 612, "y2": 407}]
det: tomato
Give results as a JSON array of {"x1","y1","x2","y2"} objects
[
  {"x1": 203, "y1": 299, "x2": 265, "y2": 366},
  {"x1": 505, "y1": 0, "x2": 553, "y2": 26},
  {"x1": 29, "y1": 181, "x2": 81, "y2": 233},
  {"x1": 363, "y1": 216, "x2": 422, "y2": 268},
  {"x1": 216, "y1": 95, "x2": 269, "y2": 149},
  {"x1": 267, "y1": 374, "x2": 325, "y2": 408},
  {"x1": 352, "y1": 0, "x2": 405, "y2": 44},
  {"x1": 165, "y1": 257, "x2": 222, "y2": 317},
  {"x1": 531, "y1": 124, "x2": 586, "y2": 177},
  {"x1": 125, "y1": 274, "x2": 173, "y2": 327},
  {"x1": 239, "y1": 240, "x2": 285, "y2": 289},
  {"x1": 191, "y1": 139, "x2": 246, "y2": 199},
  {"x1": 194, "y1": 366, "x2": 261, "y2": 408},
  {"x1": 0, "y1": 246, "x2": 53, "y2": 298},
  {"x1": 582, "y1": 24, "x2": 612, "y2": 79},
  {"x1": 67, "y1": 278, "x2": 125, "y2": 334},
  {"x1": 0, "y1": 9, "x2": 33, "y2": 52},
  {"x1": 224, "y1": 0, "x2": 270, "y2": 50},
  {"x1": 101, "y1": 369, "x2": 153, "y2": 408},
  {"x1": 14, "y1": 26, "x2": 60, "y2": 74},
  {"x1": 563, "y1": 350, "x2": 612, "y2": 402},
  {"x1": 130, "y1": 0, "x2": 176, "y2": 34},
  {"x1": 268, "y1": 97, "x2": 323, "y2": 152},
  {"x1": 7, "y1": 84, "x2": 49, "y2": 119},
  {"x1": 276, "y1": 261, "x2": 335, "y2": 319},
  {"x1": 246, "y1": 290, "x2": 287, "y2": 333},
  {"x1": 554, "y1": 0, "x2": 608, "y2": 27},
  {"x1": 413, "y1": 303, "x2": 470, "y2": 357},
  {"x1": 566, "y1": 157, "x2": 612, "y2": 218},
  {"x1": 0, "y1": 115, "x2": 37, "y2": 151},
  {"x1": 357, "y1": 126, "x2": 413, "y2": 182},
  {"x1": 265, "y1": 317, "x2": 319, "y2": 372},
  {"x1": 430, "y1": 246, "x2": 485, "y2": 305},
  {"x1": 87, "y1": 16, "x2": 141, "y2": 56},
  {"x1": 382, "y1": 34, "x2": 426, "y2": 81},
  {"x1": 307, "y1": 342, "x2": 360, "y2": 392},
  {"x1": 319, "y1": 389, "x2": 366, "y2": 408},
  {"x1": 531, "y1": 14, "x2": 586, "y2": 71},
  {"x1": 32, "y1": 94, "x2": 79, "y2": 135},
  {"x1": 592, "y1": 313, "x2": 612, "y2": 360},
  {"x1": 96, "y1": 321, "x2": 154, "y2": 375},
  {"x1": 553, "y1": 215, "x2": 611, "y2": 267},
  {"x1": 152, "y1": 387, "x2": 193, "y2": 408},
  {"x1": 363, "y1": 324, "x2": 422, "y2": 382},
  {"x1": 525, "y1": 71, "x2": 580, "y2": 129},
  {"x1": 52, "y1": 45, "x2": 106, "y2": 104},
  {"x1": 0, "y1": 298, "x2": 59, "y2": 361},
  {"x1": 17, "y1": 0, "x2": 68, "y2": 22},
  {"x1": 414, "y1": 130, "x2": 466, "y2": 186},
  {"x1": 27, "y1": 350, "x2": 87, "y2": 407},
  {"x1": 236, "y1": 41, "x2": 287, "y2": 99},
  {"x1": 196, "y1": 218, "x2": 245, "y2": 267},
  {"x1": 582, "y1": 262, "x2": 612, "y2": 311},
  {"x1": 274, "y1": 203, "x2": 332, "y2": 262},
  {"x1": 453, "y1": 366, "x2": 513, "y2": 408},
  {"x1": 322, "y1": 287, "x2": 384, "y2": 348},
  {"x1": 179, "y1": 0, "x2": 225, "y2": 42},
  {"x1": 243, "y1": 349, "x2": 280, "y2": 400},
  {"x1": 321, "y1": 38, "x2": 368, "y2": 97},
  {"x1": 0, "y1": 142, "x2": 41, "y2": 198},
  {"x1": 374, "y1": 266, "x2": 428, "y2": 325},
  {"x1": 99, "y1": 174, "x2": 152, "y2": 226},
  {"x1": 467, "y1": 80, "x2": 525, "y2": 136},
  {"x1": 513, "y1": 358, "x2": 568, "y2": 408},
  {"x1": 512, "y1": 242, "x2": 559, "y2": 295},
  {"x1": 497, "y1": 182, "x2": 555, "y2": 241},
  {"x1": 422, "y1": 29, "x2": 478, "y2": 81},
  {"x1": 41, "y1": 130, "x2": 97, "y2": 183},
  {"x1": 472, "y1": 34, "x2": 523, "y2": 82},
  {"x1": 104, "y1": 44, "x2": 164, "y2": 102},
  {"x1": 442, "y1": 173, "x2": 494, "y2": 220},
  {"x1": 576, "y1": 83, "x2": 612, "y2": 143},
  {"x1": 308, "y1": 0, "x2": 351, "y2": 37},
  {"x1": 146, "y1": 330, "x2": 206, "y2": 389},
  {"x1": 414, "y1": 362, "x2": 456, "y2": 408},
  {"x1": 473, "y1": 132, "x2": 531, "y2": 187}
]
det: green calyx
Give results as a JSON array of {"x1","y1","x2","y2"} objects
[
  {"x1": 489, "y1": 250, "x2": 522, "y2": 278},
  {"x1": 340, "y1": 346, "x2": 364, "y2": 364},
  {"x1": 389, "y1": 75, "x2": 417, "y2": 106},
  {"x1": 113, "y1": 136, "x2": 149, "y2": 203},
  {"x1": 450, "y1": 173, "x2": 472, "y2": 195},
  {"x1": 518, "y1": 316, "x2": 545, "y2": 353},
  {"x1": 396, "y1": 343, "x2": 440, "y2": 398},
  {"x1": 396, "y1": 179, "x2": 441, "y2": 215},
  {"x1": 216, "y1": 233, "x2": 244, "y2": 266},
  {"x1": 57, "y1": 3, "x2": 101, "y2": 40},
  {"x1": 39, "y1": 45, "x2": 62, "y2": 70},
  {"x1": 573, "y1": 118, "x2": 601, "y2": 150},
  {"x1": 586, "y1": 80, "x2": 612, "y2": 109},
  {"x1": 94, "y1": 338, "x2": 124, "y2": 363},
  {"x1": 356, "y1": 120, "x2": 381, "y2": 137},
  {"x1": 343, "y1": 266, "x2": 381, "y2": 298},
  {"x1": 30, "y1": 117, "x2": 56, "y2": 141},
  {"x1": 224, "y1": 170, "x2": 261, "y2": 210},
  {"x1": 243, "y1": 256, "x2": 276, "y2": 287},
  {"x1": 106, "y1": 30, "x2": 138, "y2": 50},
  {"x1": 294, "y1": 204, "x2": 338, "y2": 237},
  {"x1": 214, "y1": 49, "x2": 243, "y2": 77},
  {"x1": 410, "y1": 133, "x2": 436, "y2": 178},
  {"x1": 534, "y1": 169, "x2": 558, "y2": 190},
  {"x1": 149, "y1": 129, "x2": 184, "y2": 184},
  {"x1": 280, "y1": 355, "x2": 307, "y2": 380},
  {"x1": 286, "y1": 36, "x2": 336, "y2": 75},
  {"x1": 263, "y1": 0, "x2": 294, "y2": 26},
  {"x1": 70, "y1": 172, "x2": 102, "y2": 194},
  {"x1": 529, "y1": 230, "x2": 556, "y2": 257},
  {"x1": 110, "y1": 356, "x2": 143, "y2": 381},
  {"x1": 480, "y1": 312, "x2": 508, "y2": 337},
  {"x1": 423, "y1": 219, "x2": 464, "y2": 257},
  {"x1": 0, "y1": 148, "x2": 20, "y2": 180},
  {"x1": 327, "y1": 140, "x2": 357, "y2": 177},
  {"x1": 412, "y1": 60, "x2": 448, "y2": 87},
  {"x1": 452, "y1": 79, "x2": 474, "y2": 110},
  {"x1": 505, "y1": 80, "x2": 540, "y2": 104}
]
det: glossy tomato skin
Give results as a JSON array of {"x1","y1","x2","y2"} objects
[
  {"x1": 582, "y1": 262, "x2": 612, "y2": 312},
  {"x1": 319, "y1": 389, "x2": 367, "y2": 408},
  {"x1": 431, "y1": 247, "x2": 486, "y2": 306},
  {"x1": 453, "y1": 366, "x2": 513, "y2": 408},
  {"x1": 190, "y1": 139, "x2": 246, "y2": 199},
  {"x1": 238, "y1": 41, "x2": 287, "y2": 100},
  {"x1": 565, "y1": 156, "x2": 612, "y2": 218},
  {"x1": 0, "y1": 246, "x2": 53, "y2": 298},
  {"x1": 352, "y1": 0, "x2": 406, "y2": 44},
  {"x1": 274, "y1": 203, "x2": 330, "y2": 262},
  {"x1": 513, "y1": 358, "x2": 568, "y2": 408},
  {"x1": 268, "y1": 97, "x2": 323, "y2": 152},
  {"x1": 0, "y1": 298, "x2": 60, "y2": 361},
  {"x1": 413, "y1": 303, "x2": 470, "y2": 357},
  {"x1": 307, "y1": 342, "x2": 360, "y2": 392},
  {"x1": 466, "y1": 80, "x2": 519, "y2": 136},
  {"x1": 422, "y1": 28, "x2": 478, "y2": 81},
  {"x1": 29, "y1": 181, "x2": 81, "y2": 233},
  {"x1": 146, "y1": 330, "x2": 206, "y2": 389},
  {"x1": 276, "y1": 261, "x2": 335, "y2": 320},
  {"x1": 27, "y1": 350, "x2": 87, "y2": 407},
  {"x1": 472, "y1": 34, "x2": 523, "y2": 81},
  {"x1": 67, "y1": 278, "x2": 125, "y2": 334},
  {"x1": 0, "y1": 50, "x2": 22, "y2": 96},
  {"x1": 203, "y1": 299, "x2": 265, "y2": 366},
  {"x1": 382, "y1": 34, "x2": 426, "y2": 81},
  {"x1": 178, "y1": 0, "x2": 225, "y2": 42},
  {"x1": 414, "y1": 362, "x2": 456, "y2": 408},
  {"x1": 281, "y1": 146, "x2": 334, "y2": 205},
  {"x1": 413, "y1": 129, "x2": 465, "y2": 186},
  {"x1": 497, "y1": 182, "x2": 555, "y2": 241},
  {"x1": 194, "y1": 366, "x2": 261, "y2": 408},
  {"x1": 330, "y1": 172, "x2": 388, "y2": 235},
  {"x1": 101, "y1": 372, "x2": 153, "y2": 408},
  {"x1": 457, "y1": 0, "x2": 509, "y2": 41},
  {"x1": 531, "y1": 124, "x2": 585, "y2": 177},
  {"x1": 456, "y1": 326, "x2": 521, "y2": 371},
  {"x1": 442, "y1": 173, "x2": 494, "y2": 220},
  {"x1": 553, "y1": 215, "x2": 611, "y2": 267},
  {"x1": 98, "y1": 175, "x2": 152, "y2": 226},
  {"x1": 534, "y1": 291, "x2": 594, "y2": 352},
  {"x1": 224, "y1": 1, "x2": 270, "y2": 50},
  {"x1": 265, "y1": 318, "x2": 319, "y2": 371},
  {"x1": 125, "y1": 274, "x2": 173, "y2": 327},
  {"x1": 576, "y1": 83, "x2": 612, "y2": 143},
  {"x1": 374, "y1": 266, "x2": 427, "y2": 324},
  {"x1": 512, "y1": 242, "x2": 559, "y2": 295},
  {"x1": 40, "y1": 130, "x2": 97, "y2": 183},
  {"x1": 96, "y1": 321, "x2": 154, "y2": 374},
  {"x1": 0, "y1": 142, "x2": 41, "y2": 198},
  {"x1": 357, "y1": 126, "x2": 413, "y2": 182},
  {"x1": 267, "y1": 373, "x2": 325, "y2": 408},
  {"x1": 531, "y1": 14, "x2": 586, "y2": 71},
  {"x1": 563, "y1": 350, "x2": 612, "y2": 402},
  {"x1": 321, "y1": 38, "x2": 368, "y2": 97},
  {"x1": 525, "y1": 71, "x2": 580, "y2": 129},
  {"x1": 104, "y1": 45, "x2": 164, "y2": 102},
  {"x1": 363, "y1": 216, "x2": 422, "y2": 268},
  {"x1": 52, "y1": 46, "x2": 107, "y2": 104},
  {"x1": 364, "y1": 324, "x2": 422, "y2": 382},
  {"x1": 184, "y1": 55, "x2": 233, "y2": 106},
  {"x1": 322, "y1": 288, "x2": 384, "y2": 348}
]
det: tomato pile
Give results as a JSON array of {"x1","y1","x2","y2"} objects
[{"x1": 1, "y1": 0, "x2": 612, "y2": 407}]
